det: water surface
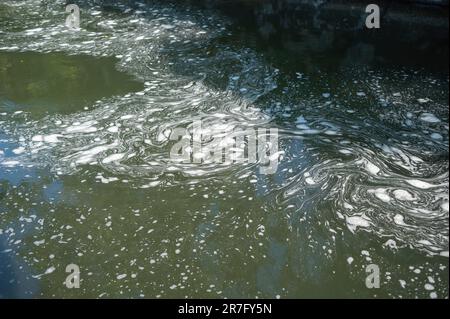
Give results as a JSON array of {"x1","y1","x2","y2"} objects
[{"x1": 0, "y1": 0, "x2": 448, "y2": 298}]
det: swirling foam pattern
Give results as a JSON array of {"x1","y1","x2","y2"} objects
[{"x1": 0, "y1": 0, "x2": 448, "y2": 298}]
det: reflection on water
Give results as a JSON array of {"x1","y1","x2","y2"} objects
[
  {"x1": 0, "y1": 52, "x2": 143, "y2": 119},
  {"x1": 0, "y1": 0, "x2": 448, "y2": 298}
]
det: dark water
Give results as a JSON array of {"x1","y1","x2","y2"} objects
[
  {"x1": 0, "y1": 0, "x2": 448, "y2": 298},
  {"x1": 0, "y1": 51, "x2": 143, "y2": 118}
]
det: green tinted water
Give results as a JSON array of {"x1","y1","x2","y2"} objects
[
  {"x1": 0, "y1": 51, "x2": 143, "y2": 118},
  {"x1": 0, "y1": 0, "x2": 448, "y2": 298}
]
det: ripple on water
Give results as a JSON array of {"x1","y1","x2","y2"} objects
[{"x1": 0, "y1": 0, "x2": 448, "y2": 298}]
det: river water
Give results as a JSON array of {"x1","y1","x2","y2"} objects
[{"x1": 0, "y1": 0, "x2": 448, "y2": 298}]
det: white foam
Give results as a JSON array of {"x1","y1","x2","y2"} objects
[
  {"x1": 97, "y1": 176, "x2": 119, "y2": 184},
  {"x1": 383, "y1": 239, "x2": 398, "y2": 250},
  {"x1": 424, "y1": 283, "x2": 434, "y2": 291},
  {"x1": 43, "y1": 134, "x2": 60, "y2": 143},
  {"x1": 140, "y1": 181, "x2": 160, "y2": 188},
  {"x1": 420, "y1": 113, "x2": 440, "y2": 123},
  {"x1": 365, "y1": 161, "x2": 380, "y2": 175},
  {"x1": 406, "y1": 179, "x2": 435, "y2": 189},
  {"x1": 369, "y1": 188, "x2": 390, "y2": 202},
  {"x1": 393, "y1": 189, "x2": 414, "y2": 201},
  {"x1": 66, "y1": 121, "x2": 98, "y2": 133},
  {"x1": 339, "y1": 149, "x2": 352, "y2": 155},
  {"x1": 296, "y1": 124, "x2": 310, "y2": 130},
  {"x1": 393, "y1": 214, "x2": 407, "y2": 226},
  {"x1": 102, "y1": 153, "x2": 125, "y2": 164},
  {"x1": 75, "y1": 144, "x2": 112, "y2": 164},
  {"x1": 33, "y1": 239, "x2": 45, "y2": 246},
  {"x1": 32, "y1": 135, "x2": 44, "y2": 142},
  {"x1": 12, "y1": 146, "x2": 26, "y2": 154},
  {"x1": 2, "y1": 160, "x2": 20, "y2": 167},
  {"x1": 120, "y1": 114, "x2": 134, "y2": 120},
  {"x1": 44, "y1": 266, "x2": 55, "y2": 274},
  {"x1": 346, "y1": 216, "x2": 370, "y2": 232},
  {"x1": 430, "y1": 133, "x2": 443, "y2": 140},
  {"x1": 25, "y1": 27, "x2": 43, "y2": 34},
  {"x1": 107, "y1": 126, "x2": 119, "y2": 133},
  {"x1": 295, "y1": 115, "x2": 307, "y2": 124}
]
